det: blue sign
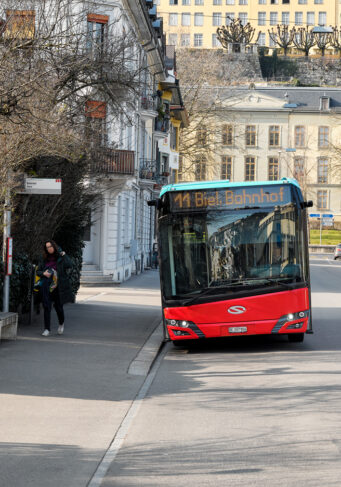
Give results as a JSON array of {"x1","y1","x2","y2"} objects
[
  {"x1": 322, "y1": 214, "x2": 333, "y2": 218},
  {"x1": 285, "y1": 148, "x2": 296, "y2": 152},
  {"x1": 309, "y1": 214, "x2": 320, "y2": 218}
]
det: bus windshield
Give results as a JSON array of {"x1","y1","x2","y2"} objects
[{"x1": 159, "y1": 202, "x2": 308, "y2": 301}]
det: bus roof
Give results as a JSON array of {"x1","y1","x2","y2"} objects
[{"x1": 159, "y1": 178, "x2": 301, "y2": 197}]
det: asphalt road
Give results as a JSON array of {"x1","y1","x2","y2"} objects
[{"x1": 101, "y1": 254, "x2": 341, "y2": 487}]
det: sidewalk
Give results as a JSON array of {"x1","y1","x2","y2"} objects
[{"x1": 0, "y1": 270, "x2": 162, "y2": 487}]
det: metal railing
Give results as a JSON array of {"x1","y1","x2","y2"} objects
[
  {"x1": 139, "y1": 158, "x2": 169, "y2": 184},
  {"x1": 141, "y1": 95, "x2": 156, "y2": 111},
  {"x1": 91, "y1": 148, "x2": 135, "y2": 175}
]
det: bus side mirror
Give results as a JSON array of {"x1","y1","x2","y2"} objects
[
  {"x1": 147, "y1": 199, "x2": 162, "y2": 210},
  {"x1": 301, "y1": 200, "x2": 313, "y2": 208}
]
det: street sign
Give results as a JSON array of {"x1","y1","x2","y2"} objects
[
  {"x1": 22, "y1": 178, "x2": 62, "y2": 195},
  {"x1": 309, "y1": 214, "x2": 320, "y2": 218},
  {"x1": 285, "y1": 148, "x2": 296, "y2": 152},
  {"x1": 322, "y1": 214, "x2": 334, "y2": 218},
  {"x1": 322, "y1": 218, "x2": 333, "y2": 227}
]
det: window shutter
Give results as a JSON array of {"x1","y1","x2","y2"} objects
[{"x1": 85, "y1": 100, "x2": 107, "y2": 119}]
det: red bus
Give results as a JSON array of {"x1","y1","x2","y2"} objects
[{"x1": 151, "y1": 179, "x2": 313, "y2": 345}]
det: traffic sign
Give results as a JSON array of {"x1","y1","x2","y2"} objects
[
  {"x1": 21, "y1": 178, "x2": 62, "y2": 195},
  {"x1": 322, "y1": 214, "x2": 333, "y2": 218},
  {"x1": 309, "y1": 214, "x2": 320, "y2": 218}
]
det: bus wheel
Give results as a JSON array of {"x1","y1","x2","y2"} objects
[{"x1": 288, "y1": 333, "x2": 304, "y2": 343}]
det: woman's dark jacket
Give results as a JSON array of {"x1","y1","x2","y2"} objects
[{"x1": 36, "y1": 250, "x2": 73, "y2": 305}]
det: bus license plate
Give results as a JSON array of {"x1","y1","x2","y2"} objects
[{"x1": 229, "y1": 327, "x2": 247, "y2": 334}]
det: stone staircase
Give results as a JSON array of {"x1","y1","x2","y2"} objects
[{"x1": 80, "y1": 264, "x2": 117, "y2": 286}]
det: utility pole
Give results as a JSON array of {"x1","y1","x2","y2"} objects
[{"x1": 2, "y1": 174, "x2": 11, "y2": 313}]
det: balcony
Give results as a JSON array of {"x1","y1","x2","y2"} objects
[
  {"x1": 139, "y1": 159, "x2": 169, "y2": 185},
  {"x1": 91, "y1": 148, "x2": 135, "y2": 175}
]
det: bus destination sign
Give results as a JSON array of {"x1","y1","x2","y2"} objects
[{"x1": 169, "y1": 185, "x2": 292, "y2": 211}]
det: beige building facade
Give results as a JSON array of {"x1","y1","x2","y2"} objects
[
  {"x1": 178, "y1": 87, "x2": 341, "y2": 218},
  {"x1": 156, "y1": 0, "x2": 340, "y2": 50}
]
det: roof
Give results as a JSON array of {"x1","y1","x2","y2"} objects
[
  {"x1": 160, "y1": 177, "x2": 301, "y2": 196},
  {"x1": 216, "y1": 86, "x2": 341, "y2": 112}
]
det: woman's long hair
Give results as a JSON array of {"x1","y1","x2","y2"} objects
[{"x1": 43, "y1": 240, "x2": 59, "y2": 260}]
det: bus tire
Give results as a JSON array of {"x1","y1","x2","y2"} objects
[{"x1": 288, "y1": 333, "x2": 304, "y2": 343}]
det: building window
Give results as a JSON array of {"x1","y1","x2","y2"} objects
[
  {"x1": 258, "y1": 32, "x2": 266, "y2": 46},
  {"x1": 298, "y1": 0, "x2": 307, "y2": 4},
  {"x1": 213, "y1": 0, "x2": 222, "y2": 4},
  {"x1": 270, "y1": 12, "x2": 278, "y2": 25},
  {"x1": 268, "y1": 157, "x2": 279, "y2": 181},
  {"x1": 269, "y1": 125, "x2": 280, "y2": 147},
  {"x1": 181, "y1": 33, "x2": 190, "y2": 46},
  {"x1": 226, "y1": 13, "x2": 235, "y2": 24},
  {"x1": 222, "y1": 124, "x2": 233, "y2": 145},
  {"x1": 318, "y1": 157, "x2": 328, "y2": 183},
  {"x1": 195, "y1": 157, "x2": 207, "y2": 181},
  {"x1": 182, "y1": 0, "x2": 191, "y2": 4},
  {"x1": 317, "y1": 190, "x2": 328, "y2": 209},
  {"x1": 282, "y1": 0, "x2": 290, "y2": 3},
  {"x1": 194, "y1": 33, "x2": 203, "y2": 46},
  {"x1": 221, "y1": 156, "x2": 232, "y2": 180},
  {"x1": 169, "y1": 33, "x2": 178, "y2": 45},
  {"x1": 269, "y1": 35, "x2": 277, "y2": 47},
  {"x1": 169, "y1": 13, "x2": 178, "y2": 26},
  {"x1": 293, "y1": 157, "x2": 304, "y2": 181},
  {"x1": 295, "y1": 126, "x2": 305, "y2": 147},
  {"x1": 226, "y1": 0, "x2": 235, "y2": 4},
  {"x1": 4, "y1": 9, "x2": 35, "y2": 40},
  {"x1": 87, "y1": 13, "x2": 108, "y2": 54},
  {"x1": 246, "y1": 125, "x2": 256, "y2": 146},
  {"x1": 314, "y1": 0, "x2": 323, "y2": 3},
  {"x1": 259, "y1": 0, "x2": 266, "y2": 4},
  {"x1": 212, "y1": 33, "x2": 220, "y2": 47},
  {"x1": 197, "y1": 126, "x2": 207, "y2": 146},
  {"x1": 318, "y1": 12, "x2": 327, "y2": 26},
  {"x1": 182, "y1": 13, "x2": 191, "y2": 26},
  {"x1": 307, "y1": 12, "x2": 315, "y2": 26},
  {"x1": 195, "y1": 0, "x2": 204, "y2": 4},
  {"x1": 194, "y1": 12, "x2": 204, "y2": 26},
  {"x1": 85, "y1": 100, "x2": 107, "y2": 147},
  {"x1": 239, "y1": 13, "x2": 248, "y2": 25},
  {"x1": 245, "y1": 156, "x2": 255, "y2": 181},
  {"x1": 282, "y1": 12, "x2": 289, "y2": 25},
  {"x1": 258, "y1": 12, "x2": 266, "y2": 26},
  {"x1": 169, "y1": 0, "x2": 178, "y2": 4},
  {"x1": 213, "y1": 13, "x2": 222, "y2": 26},
  {"x1": 239, "y1": 0, "x2": 248, "y2": 4},
  {"x1": 270, "y1": 0, "x2": 278, "y2": 4},
  {"x1": 318, "y1": 126, "x2": 329, "y2": 148},
  {"x1": 295, "y1": 12, "x2": 303, "y2": 25}
]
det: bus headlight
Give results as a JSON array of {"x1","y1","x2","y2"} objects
[
  {"x1": 287, "y1": 313, "x2": 294, "y2": 321},
  {"x1": 167, "y1": 319, "x2": 191, "y2": 328}
]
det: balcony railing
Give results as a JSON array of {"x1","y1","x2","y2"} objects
[
  {"x1": 91, "y1": 148, "x2": 135, "y2": 175},
  {"x1": 141, "y1": 95, "x2": 156, "y2": 111},
  {"x1": 154, "y1": 117, "x2": 170, "y2": 133},
  {"x1": 139, "y1": 159, "x2": 169, "y2": 184}
]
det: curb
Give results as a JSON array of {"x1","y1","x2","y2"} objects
[{"x1": 128, "y1": 322, "x2": 164, "y2": 376}]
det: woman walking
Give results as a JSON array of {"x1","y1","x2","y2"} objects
[{"x1": 37, "y1": 240, "x2": 73, "y2": 337}]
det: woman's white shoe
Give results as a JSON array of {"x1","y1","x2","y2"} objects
[
  {"x1": 42, "y1": 329, "x2": 50, "y2": 337},
  {"x1": 57, "y1": 325, "x2": 64, "y2": 335}
]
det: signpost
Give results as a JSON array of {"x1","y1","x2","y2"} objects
[{"x1": 21, "y1": 178, "x2": 62, "y2": 195}]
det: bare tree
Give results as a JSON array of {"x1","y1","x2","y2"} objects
[
  {"x1": 217, "y1": 18, "x2": 258, "y2": 52},
  {"x1": 268, "y1": 25, "x2": 294, "y2": 56},
  {"x1": 0, "y1": 0, "x2": 145, "y2": 257},
  {"x1": 291, "y1": 27, "x2": 316, "y2": 57},
  {"x1": 329, "y1": 26, "x2": 341, "y2": 56}
]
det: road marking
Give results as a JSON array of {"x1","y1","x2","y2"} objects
[{"x1": 87, "y1": 342, "x2": 169, "y2": 487}]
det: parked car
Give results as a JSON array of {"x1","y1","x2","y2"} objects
[{"x1": 333, "y1": 244, "x2": 341, "y2": 260}]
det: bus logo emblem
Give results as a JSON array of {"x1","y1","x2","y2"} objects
[{"x1": 228, "y1": 306, "x2": 246, "y2": 315}]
